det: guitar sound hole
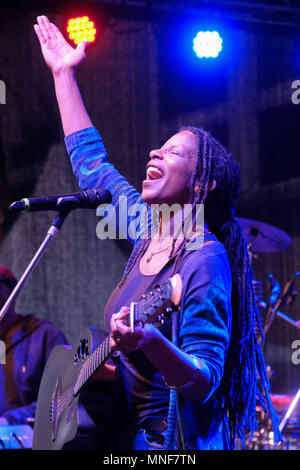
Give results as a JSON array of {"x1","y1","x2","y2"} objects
[{"x1": 74, "y1": 339, "x2": 89, "y2": 363}]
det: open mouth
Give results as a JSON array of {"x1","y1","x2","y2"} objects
[{"x1": 146, "y1": 166, "x2": 164, "y2": 181}]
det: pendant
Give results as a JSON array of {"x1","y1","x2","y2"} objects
[{"x1": 145, "y1": 242, "x2": 172, "y2": 263}]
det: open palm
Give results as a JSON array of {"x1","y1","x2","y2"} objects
[{"x1": 34, "y1": 15, "x2": 88, "y2": 74}]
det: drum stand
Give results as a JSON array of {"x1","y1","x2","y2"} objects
[
  {"x1": 279, "y1": 387, "x2": 300, "y2": 433},
  {"x1": 240, "y1": 219, "x2": 300, "y2": 448},
  {"x1": 247, "y1": 245, "x2": 300, "y2": 337}
]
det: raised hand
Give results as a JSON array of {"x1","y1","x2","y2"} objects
[{"x1": 34, "y1": 15, "x2": 88, "y2": 75}]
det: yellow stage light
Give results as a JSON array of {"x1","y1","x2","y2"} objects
[{"x1": 66, "y1": 16, "x2": 96, "y2": 45}]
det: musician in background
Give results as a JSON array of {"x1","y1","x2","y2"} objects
[{"x1": 0, "y1": 265, "x2": 67, "y2": 425}]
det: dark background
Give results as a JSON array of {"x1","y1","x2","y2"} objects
[{"x1": 0, "y1": 0, "x2": 299, "y2": 396}]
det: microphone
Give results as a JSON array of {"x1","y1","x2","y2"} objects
[{"x1": 9, "y1": 187, "x2": 112, "y2": 213}]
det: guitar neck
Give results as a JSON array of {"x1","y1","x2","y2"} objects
[
  {"x1": 73, "y1": 333, "x2": 114, "y2": 396},
  {"x1": 73, "y1": 275, "x2": 182, "y2": 396}
]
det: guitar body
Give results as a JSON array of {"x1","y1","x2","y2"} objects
[
  {"x1": 33, "y1": 327, "x2": 106, "y2": 450},
  {"x1": 33, "y1": 274, "x2": 182, "y2": 451}
]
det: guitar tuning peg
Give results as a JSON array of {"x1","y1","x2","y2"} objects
[{"x1": 165, "y1": 307, "x2": 172, "y2": 317}]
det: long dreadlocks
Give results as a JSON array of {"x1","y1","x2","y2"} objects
[
  {"x1": 176, "y1": 125, "x2": 281, "y2": 448},
  {"x1": 118, "y1": 125, "x2": 281, "y2": 448}
]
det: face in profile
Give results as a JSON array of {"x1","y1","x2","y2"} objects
[{"x1": 142, "y1": 130, "x2": 197, "y2": 206}]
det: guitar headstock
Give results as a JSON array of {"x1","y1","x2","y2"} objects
[{"x1": 133, "y1": 274, "x2": 182, "y2": 326}]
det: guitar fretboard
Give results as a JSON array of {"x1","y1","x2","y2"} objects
[
  {"x1": 73, "y1": 278, "x2": 175, "y2": 396},
  {"x1": 73, "y1": 333, "x2": 112, "y2": 395}
]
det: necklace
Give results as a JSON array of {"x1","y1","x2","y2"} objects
[{"x1": 145, "y1": 241, "x2": 174, "y2": 263}]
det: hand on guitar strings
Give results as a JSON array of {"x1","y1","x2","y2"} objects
[{"x1": 110, "y1": 306, "x2": 156, "y2": 353}]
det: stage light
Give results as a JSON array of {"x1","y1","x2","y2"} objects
[
  {"x1": 66, "y1": 16, "x2": 96, "y2": 45},
  {"x1": 193, "y1": 31, "x2": 223, "y2": 58}
]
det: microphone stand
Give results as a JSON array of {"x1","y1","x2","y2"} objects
[{"x1": 0, "y1": 208, "x2": 73, "y2": 324}]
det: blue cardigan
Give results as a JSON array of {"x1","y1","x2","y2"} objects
[{"x1": 65, "y1": 127, "x2": 232, "y2": 449}]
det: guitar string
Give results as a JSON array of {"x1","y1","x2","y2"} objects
[
  {"x1": 54, "y1": 285, "x2": 170, "y2": 415},
  {"x1": 53, "y1": 338, "x2": 111, "y2": 415},
  {"x1": 66, "y1": 283, "x2": 170, "y2": 397},
  {"x1": 56, "y1": 338, "x2": 112, "y2": 413},
  {"x1": 52, "y1": 284, "x2": 172, "y2": 414},
  {"x1": 74, "y1": 285, "x2": 168, "y2": 385},
  {"x1": 78, "y1": 283, "x2": 171, "y2": 383}
]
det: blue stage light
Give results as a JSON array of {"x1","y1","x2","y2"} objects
[{"x1": 193, "y1": 31, "x2": 223, "y2": 58}]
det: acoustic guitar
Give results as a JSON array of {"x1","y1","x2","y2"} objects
[{"x1": 32, "y1": 274, "x2": 182, "y2": 450}]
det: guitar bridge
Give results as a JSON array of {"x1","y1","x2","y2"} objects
[{"x1": 50, "y1": 378, "x2": 61, "y2": 442}]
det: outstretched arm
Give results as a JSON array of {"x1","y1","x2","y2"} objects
[
  {"x1": 34, "y1": 16, "x2": 148, "y2": 243},
  {"x1": 34, "y1": 15, "x2": 92, "y2": 136}
]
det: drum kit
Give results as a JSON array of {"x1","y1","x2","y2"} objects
[{"x1": 237, "y1": 217, "x2": 300, "y2": 450}]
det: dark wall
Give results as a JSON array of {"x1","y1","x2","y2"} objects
[{"x1": 0, "y1": 3, "x2": 299, "y2": 396}]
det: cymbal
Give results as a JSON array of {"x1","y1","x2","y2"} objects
[{"x1": 236, "y1": 218, "x2": 292, "y2": 253}]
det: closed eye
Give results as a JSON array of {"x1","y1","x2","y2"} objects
[
  {"x1": 166, "y1": 148, "x2": 182, "y2": 156},
  {"x1": 161, "y1": 146, "x2": 184, "y2": 157}
]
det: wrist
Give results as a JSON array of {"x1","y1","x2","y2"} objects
[
  {"x1": 139, "y1": 324, "x2": 162, "y2": 350},
  {"x1": 163, "y1": 355, "x2": 202, "y2": 391},
  {"x1": 52, "y1": 67, "x2": 76, "y2": 81}
]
